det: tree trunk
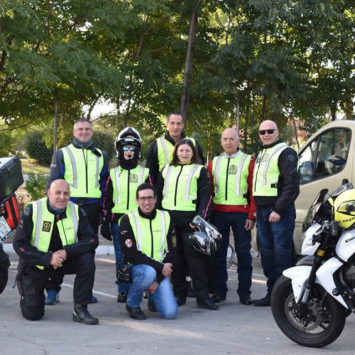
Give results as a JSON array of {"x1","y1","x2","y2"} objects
[
  {"x1": 180, "y1": 0, "x2": 201, "y2": 123},
  {"x1": 53, "y1": 89, "x2": 58, "y2": 154}
]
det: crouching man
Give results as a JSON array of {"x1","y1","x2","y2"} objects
[
  {"x1": 119, "y1": 183, "x2": 178, "y2": 320},
  {"x1": 13, "y1": 179, "x2": 99, "y2": 325}
]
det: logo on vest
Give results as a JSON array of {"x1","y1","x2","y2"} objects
[
  {"x1": 228, "y1": 165, "x2": 237, "y2": 175},
  {"x1": 130, "y1": 174, "x2": 138, "y2": 183},
  {"x1": 42, "y1": 221, "x2": 52, "y2": 232}
]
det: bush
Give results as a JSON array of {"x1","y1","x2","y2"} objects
[
  {"x1": 93, "y1": 131, "x2": 115, "y2": 162},
  {"x1": 24, "y1": 131, "x2": 52, "y2": 166},
  {"x1": 25, "y1": 173, "x2": 48, "y2": 200}
]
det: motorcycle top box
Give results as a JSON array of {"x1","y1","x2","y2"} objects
[{"x1": 0, "y1": 157, "x2": 24, "y2": 200}]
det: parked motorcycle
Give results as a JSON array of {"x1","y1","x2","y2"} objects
[{"x1": 271, "y1": 181, "x2": 355, "y2": 348}]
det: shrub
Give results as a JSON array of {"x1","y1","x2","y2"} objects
[
  {"x1": 24, "y1": 131, "x2": 52, "y2": 166},
  {"x1": 93, "y1": 131, "x2": 115, "y2": 162},
  {"x1": 25, "y1": 173, "x2": 48, "y2": 200}
]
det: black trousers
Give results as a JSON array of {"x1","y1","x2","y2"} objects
[
  {"x1": 170, "y1": 212, "x2": 210, "y2": 301},
  {"x1": 0, "y1": 244, "x2": 10, "y2": 295},
  {"x1": 17, "y1": 252, "x2": 95, "y2": 321},
  {"x1": 45, "y1": 202, "x2": 99, "y2": 292}
]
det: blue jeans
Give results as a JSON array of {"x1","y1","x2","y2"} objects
[
  {"x1": 111, "y1": 223, "x2": 130, "y2": 293},
  {"x1": 127, "y1": 264, "x2": 178, "y2": 320},
  {"x1": 211, "y1": 211, "x2": 252, "y2": 298},
  {"x1": 256, "y1": 205, "x2": 295, "y2": 294}
]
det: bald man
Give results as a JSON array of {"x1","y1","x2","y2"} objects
[
  {"x1": 207, "y1": 128, "x2": 256, "y2": 305},
  {"x1": 13, "y1": 179, "x2": 99, "y2": 324},
  {"x1": 252, "y1": 120, "x2": 299, "y2": 306}
]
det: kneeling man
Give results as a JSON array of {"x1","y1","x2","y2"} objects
[
  {"x1": 13, "y1": 179, "x2": 99, "y2": 325},
  {"x1": 120, "y1": 183, "x2": 178, "y2": 320}
]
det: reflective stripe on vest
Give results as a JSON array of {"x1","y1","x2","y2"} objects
[
  {"x1": 128, "y1": 210, "x2": 170, "y2": 262},
  {"x1": 162, "y1": 164, "x2": 202, "y2": 211},
  {"x1": 110, "y1": 165, "x2": 149, "y2": 214},
  {"x1": 156, "y1": 136, "x2": 196, "y2": 170},
  {"x1": 30, "y1": 198, "x2": 79, "y2": 269},
  {"x1": 253, "y1": 142, "x2": 288, "y2": 197},
  {"x1": 61, "y1": 144, "x2": 103, "y2": 198},
  {"x1": 212, "y1": 152, "x2": 251, "y2": 205}
]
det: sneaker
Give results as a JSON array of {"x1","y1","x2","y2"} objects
[
  {"x1": 253, "y1": 295, "x2": 271, "y2": 307},
  {"x1": 117, "y1": 291, "x2": 127, "y2": 303},
  {"x1": 45, "y1": 290, "x2": 59, "y2": 305},
  {"x1": 89, "y1": 295, "x2": 98, "y2": 304},
  {"x1": 126, "y1": 304, "x2": 146, "y2": 320}
]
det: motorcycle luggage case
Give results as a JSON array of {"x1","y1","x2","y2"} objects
[
  {"x1": 0, "y1": 157, "x2": 24, "y2": 200},
  {"x1": 0, "y1": 193, "x2": 21, "y2": 242}
]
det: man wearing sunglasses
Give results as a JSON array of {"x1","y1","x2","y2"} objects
[
  {"x1": 252, "y1": 120, "x2": 299, "y2": 306},
  {"x1": 101, "y1": 127, "x2": 151, "y2": 303}
]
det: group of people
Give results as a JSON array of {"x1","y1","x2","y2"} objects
[{"x1": 13, "y1": 113, "x2": 299, "y2": 325}]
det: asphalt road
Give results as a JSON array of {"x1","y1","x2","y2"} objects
[{"x1": 1, "y1": 250, "x2": 354, "y2": 355}]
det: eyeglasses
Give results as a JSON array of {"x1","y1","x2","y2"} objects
[
  {"x1": 123, "y1": 146, "x2": 136, "y2": 151},
  {"x1": 259, "y1": 129, "x2": 277, "y2": 135},
  {"x1": 138, "y1": 196, "x2": 155, "y2": 202}
]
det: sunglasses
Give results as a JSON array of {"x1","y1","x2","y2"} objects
[
  {"x1": 123, "y1": 146, "x2": 136, "y2": 151},
  {"x1": 259, "y1": 129, "x2": 277, "y2": 135}
]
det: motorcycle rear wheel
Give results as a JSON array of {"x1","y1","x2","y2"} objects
[{"x1": 271, "y1": 275, "x2": 346, "y2": 348}]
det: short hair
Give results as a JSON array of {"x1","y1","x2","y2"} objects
[
  {"x1": 136, "y1": 183, "x2": 156, "y2": 199},
  {"x1": 167, "y1": 112, "x2": 183, "y2": 122},
  {"x1": 170, "y1": 138, "x2": 200, "y2": 165},
  {"x1": 73, "y1": 118, "x2": 92, "y2": 130}
]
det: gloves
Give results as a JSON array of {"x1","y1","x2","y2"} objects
[{"x1": 100, "y1": 213, "x2": 112, "y2": 241}]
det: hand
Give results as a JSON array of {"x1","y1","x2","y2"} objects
[
  {"x1": 161, "y1": 263, "x2": 173, "y2": 277},
  {"x1": 269, "y1": 211, "x2": 281, "y2": 223},
  {"x1": 147, "y1": 281, "x2": 158, "y2": 294},
  {"x1": 50, "y1": 250, "x2": 66, "y2": 270},
  {"x1": 245, "y1": 218, "x2": 255, "y2": 230},
  {"x1": 100, "y1": 222, "x2": 112, "y2": 241}
]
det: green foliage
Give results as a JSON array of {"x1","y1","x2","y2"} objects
[
  {"x1": 24, "y1": 131, "x2": 52, "y2": 166},
  {"x1": 92, "y1": 131, "x2": 115, "y2": 162},
  {"x1": 25, "y1": 173, "x2": 47, "y2": 200}
]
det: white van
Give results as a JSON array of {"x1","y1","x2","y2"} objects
[{"x1": 295, "y1": 120, "x2": 355, "y2": 253}]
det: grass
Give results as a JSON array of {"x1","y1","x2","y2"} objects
[{"x1": 20, "y1": 158, "x2": 50, "y2": 175}]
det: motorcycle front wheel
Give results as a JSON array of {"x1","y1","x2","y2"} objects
[{"x1": 271, "y1": 275, "x2": 346, "y2": 348}]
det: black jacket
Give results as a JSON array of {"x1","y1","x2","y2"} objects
[
  {"x1": 13, "y1": 199, "x2": 98, "y2": 269},
  {"x1": 119, "y1": 207, "x2": 175, "y2": 283},
  {"x1": 145, "y1": 131, "x2": 205, "y2": 185},
  {"x1": 253, "y1": 139, "x2": 299, "y2": 215}
]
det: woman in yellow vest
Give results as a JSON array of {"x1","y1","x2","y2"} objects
[
  {"x1": 101, "y1": 127, "x2": 151, "y2": 303},
  {"x1": 157, "y1": 138, "x2": 217, "y2": 310}
]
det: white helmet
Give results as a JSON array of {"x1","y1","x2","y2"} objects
[{"x1": 114, "y1": 127, "x2": 142, "y2": 159}]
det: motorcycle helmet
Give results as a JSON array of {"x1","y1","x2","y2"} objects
[
  {"x1": 332, "y1": 188, "x2": 355, "y2": 229},
  {"x1": 114, "y1": 127, "x2": 142, "y2": 159},
  {"x1": 188, "y1": 215, "x2": 222, "y2": 255}
]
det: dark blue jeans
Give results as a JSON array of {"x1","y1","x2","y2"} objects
[
  {"x1": 211, "y1": 211, "x2": 252, "y2": 298},
  {"x1": 256, "y1": 205, "x2": 295, "y2": 295},
  {"x1": 112, "y1": 223, "x2": 130, "y2": 294}
]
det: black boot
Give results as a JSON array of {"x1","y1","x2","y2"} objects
[{"x1": 73, "y1": 304, "x2": 99, "y2": 325}]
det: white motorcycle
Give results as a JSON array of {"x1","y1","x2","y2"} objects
[{"x1": 271, "y1": 181, "x2": 355, "y2": 348}]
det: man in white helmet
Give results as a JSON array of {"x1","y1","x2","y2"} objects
[{"x1": 102, "y1": 127, "x2": 152, "y2": 303}]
